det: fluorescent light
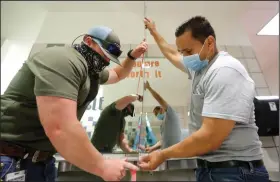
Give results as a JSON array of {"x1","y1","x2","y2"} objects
[{"x1": 257, "y1": 13, "x2": 279, "y2": 35}]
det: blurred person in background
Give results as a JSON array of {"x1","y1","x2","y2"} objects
[
  {"x1": 91, "y1": 94, "x2": 143, "y2": 153},
  {"x1": 144, "y1": 81, "x2": 182, "y2": 153}
]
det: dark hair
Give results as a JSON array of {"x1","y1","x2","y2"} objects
[
  {"x1": 153, "y1": 106, "x2": 161, "y2": 113},
  {"x1": 83, "y1": 35, "x2": 98, "y2": 44},
  {"x1": 175, "y1": 16, "x2": 216, "y2": 44},
  {"x1": 83, "y1": 35, "x2": 91, "y2": 42}
]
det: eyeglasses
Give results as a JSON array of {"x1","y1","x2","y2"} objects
[{"x1": 91, "y1": 36, "x2": 122, "y2": 58}]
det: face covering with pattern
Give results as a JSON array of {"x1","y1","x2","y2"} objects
[{"x1": 74, "y1": 42, "x2": 109, "y2": 78}]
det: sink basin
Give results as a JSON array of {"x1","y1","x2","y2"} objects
[
  {"x1": 56, "y1": 158, "x2": 197, "y2": 173},
  {"x1": 55, "y1": 153, "x2": 198, "y2": 181},
  {"x1": 57, "y1": 169, "x2": 196, "y2": 181}
]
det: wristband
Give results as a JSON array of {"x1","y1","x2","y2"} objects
[{"x1": 127, "y1": 49, "x2": 136, "y2": 60}]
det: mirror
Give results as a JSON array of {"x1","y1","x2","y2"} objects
[
  {"x1": 82, "y1": 58, "x2": 191, "y2": 154},
  {"x1": 23, "y1": 1, "x2": 193, "y2": 155},
  {"x1": 2, "y1": 3, "x2": 279, "y2": 180}
]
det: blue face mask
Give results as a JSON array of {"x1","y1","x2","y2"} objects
[
  {"x1": 182, "y1": 42, "x2": 209, "y2": 72},
  {"x1": 157, "y1": 113, "x2": 165, "y2": 120}
]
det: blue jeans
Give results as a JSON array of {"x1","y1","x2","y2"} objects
[
  {"x1": 0, "y1": 156, "x2": 57, "y2": 182},
  {"x1": 196, "y1": 165, "x2": 269, "y2": 182}
]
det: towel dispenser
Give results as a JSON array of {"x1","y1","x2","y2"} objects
[{"x1": 254, "y1": 96, "x2": 279, "y2": 136}]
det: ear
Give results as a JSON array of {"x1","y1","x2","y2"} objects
[
  {"x1": 207, "y1": 35, "x2": 215, "y2": 46},
  {"x1": 84, "y1": 36, "x2": 93, "y2": 46}
]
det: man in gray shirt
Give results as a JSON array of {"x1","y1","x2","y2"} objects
[
  {"x1": 143, "y1": 81, "x2": 182, "y2": 152},
  {"x1": 139, "y1": 16, "x2": 269, "y2": 182}
]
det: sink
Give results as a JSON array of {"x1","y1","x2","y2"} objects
[
  {"x1": 57, "y1": 158, "x2": 197, "y2": 173},
  {"x1": 56, "y1": 153, "x2": 198, "y2": 181},
  {"x1": 57, "y1": 169, "x2": 196, "y2": 181}
]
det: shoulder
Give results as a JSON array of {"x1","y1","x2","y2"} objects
[
  {"x1": 202, "y1": 54, "x2": 256, "y2": 99},
  {"x1": 166, "y1": 105, "x2": 176, "y2": 114},
  {"x1": 204, "y1": 51, "x2": 254, "y2": 84},
  {"x1": 99, "y1": 69, "x2": 109, "y2": 84},
  {"x1": 102, "y1": 102, "x2": 119, "y2": 114},
  {"x1": 99, "y1": 103, "x2": 123, "y2": 122},
  {"x1": 27, "y1": 46, "x2": 88, "y2": 79}
]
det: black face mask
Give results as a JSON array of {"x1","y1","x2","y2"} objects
[
  {"x1": 123, "y1": 103, "x2": 135, "y2": 117},
  {"x1": 73, "y1": 42, "x2": 109, "y2": 77}
]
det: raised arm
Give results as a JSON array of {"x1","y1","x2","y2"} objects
[
  {"x1": 144, "y1": 81, "x2": 168, "y2": 111},
  {"x1": 144, "y1": 18, "x2": 186, "y2": 73},
  {"x1": 115, "y1": 94, "x2": 143, "y2": 110},
  {"x1": 103, "y1": 41, "x2": 148, "y2": 85}
]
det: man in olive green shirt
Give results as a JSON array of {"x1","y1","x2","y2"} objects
[
  {"x1": 91, "y1": 94, "x2": 143, "y2": 153},
  {"x1": 0, "y1": 26, "x2": 147, "y2": 181}
]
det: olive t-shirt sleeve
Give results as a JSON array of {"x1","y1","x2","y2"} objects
[
  {"x1": 108, "y1": 102, "x2": 119, "y2": 113},
  {"x1": 99, "y1": 69, "x2": 109, "y2": 85},
  {"x1": 121, "y1": 119, "x2": 126, "y2": 133},
  {"x1": 26, "y1": 48, "x2": 86, "y2": 101}
]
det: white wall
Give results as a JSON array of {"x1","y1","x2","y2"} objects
[
  {"x1": 1, "y1": 41, "x2": 35, "y2": 94},
  {"x1": 36, "y1": 1, "x2": 252, "y2": 46},
  {"x1": 36, "y1": 12, "x2": 144, "y2": 44},
  {"x1": 1, "y1": 2, "x2": 47, "y2": 41},
  {"x1": 1, "y1": 2, "x2": 48, "y2": 93}
]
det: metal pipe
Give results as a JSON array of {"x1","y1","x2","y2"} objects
[{"x1": 135, "y1": 0, "x2": 148, "y2": 153}]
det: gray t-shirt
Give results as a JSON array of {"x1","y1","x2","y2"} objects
[
  {"x1": 160, "y1": 105, "x2": 182, "y2": 149},
  {"x1": 183, "y1": 51, "x2": 263, "y2": 162}
]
